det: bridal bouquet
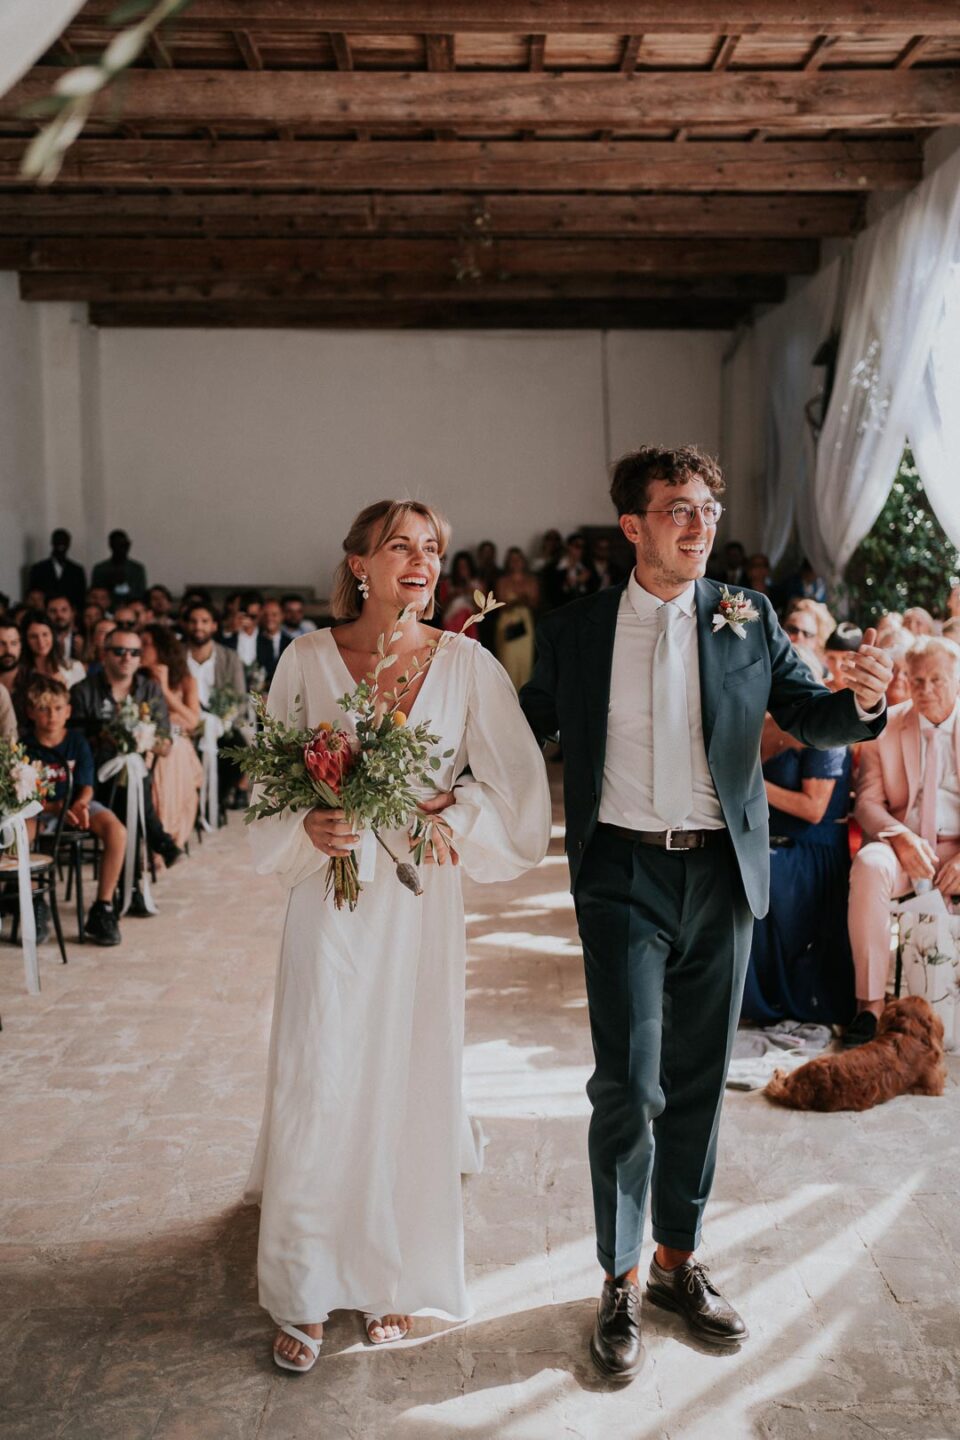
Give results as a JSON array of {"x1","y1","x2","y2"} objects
[{"x1": 226, "y1": 592, "x2": 501, "y2": 910}]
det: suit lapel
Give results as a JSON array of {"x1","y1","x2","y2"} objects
[
  {"x1": 902, "y1": 706, "x2": 922, "y2": 812},
  {"x1": 695, "y1": 579, "x2": 727, "y2": 756},
  {"x1": 581, "y1": 582, "x2": 626, "y2": 785}
]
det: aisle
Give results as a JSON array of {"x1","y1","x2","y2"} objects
[{"x1": 0, "y1": 795, "x2": 957, "y2": 1440}]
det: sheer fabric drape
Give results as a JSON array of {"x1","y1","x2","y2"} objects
[{"x1": 0, "y1": 2, "x2": 86, "y2": 98}]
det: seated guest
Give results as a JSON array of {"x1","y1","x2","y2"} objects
[
  {"x1": 257, "y1": 598, "x2": 291, "y2": 684},
  {"x1": 112, "y1": 603, "x2": 140, "y2": 631},
  {"x1": 783, "y1": 599, "x2": 835, "y2": 665},
  {"x1": 220, "y1": 590, "x2": 263, "y2": 669},
  {"x1": 91, "y1": 529, "x2": 147, "y2": 606},
  {"x1": 886, "y1": 644, "x2": 913, "y2": 706},
  {"x1": 902, "y1": 605, "x2": 936, "y2": 637},
  {"x1": 707, "y1": 538, "x2": 746, "y2": 586},
  {"x1": 83, "y1": 617, "x2": 116, "y2": 676},
  {"x1": 280, "y1": 593, "x2": 316, "y2": 639},
  {"x1": 28, "y1": 528, "x2": 87, "y2": 612},
  {"x1": 0, "y1": 618, "x2": 23, "y2": 705},
  {"x1": 0, "y1": 682, "x2": 15, "y2": 741},
  {"x1": 182, "y1": 602, "x2": 246, "y2": 807},
  {"x1": 438, "y1": 550, "x2": 479, "y2": 633},
  {"x1": 943, "y1": 617, "x2": 960, "y2": 644},
  {"x1": 82, "y1": 600, "x2": 105, "y2": 647},
  {"x1": 744, "y1": 552, "x2": 773, "y2": 597},
  {"x1": 588, "y1": 535, "x2": 626, "y2": 591},
  {"x1": 779, "y1": 556, "x2": 828, "y2": 606},
  {"x1": 875, "y1": 610, "x2": 904, "y2": 647},
  {"x1": 741, "y1": 645, "x2": 855, "y2": 1026},
  {"x1": 147, "y1": 584, "x2": 175, "y2": 627},
  {"x1": 86, "y1": 585, "x2": 112, "y2": 616},
  {"x1": 531, "y1": 529, "x2": 563, "y2": 579},
  {"x1": 21, "y1": 611, "x2": 85, "y2": 688},
  {"x1": 69, "y1": 627, "x2": 181, "y2": 888},
  {"x1": 848, "y1": 636, "x2": 960, "y2": 1045},
  {"x1": 823, "y1": 622, "x2": 863, "y2": 690},
  {"x1": 493, "y1": 548, "x2": 540, "y2": 690},
  {"x1": 23, "y1": 676, "x2": 126, "y2": 945},
  {"x1": 140, "y1": 624, "x2": 203, "y2": 848},
  {"x1": 46, "y1": 593, "x2": 84, "y2": 663},
  {"x1": 545, "y1": 532, "x2": 599, "y2": 608}
]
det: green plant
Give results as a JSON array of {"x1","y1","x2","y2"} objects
[{"x1": 843, "y1": 447, "x2": 960, "y2": 624}]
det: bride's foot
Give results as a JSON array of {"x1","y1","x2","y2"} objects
[
  {"x1": 364, "y1": 1312, "x2": 412, "y2": 1345},
  {"x1": 273, "y1": 1321, "x2": 324, "y2": 1371}
]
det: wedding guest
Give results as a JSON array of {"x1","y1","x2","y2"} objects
[
  {"x1": 531, "y1": 529, "x2": 564, "y2": 580},
  {"x1": 84, "y1": 617, "x2": 115, "y2": 675},
  {"x1": 112, "y1": 603, "x2": 140, "y2": 631},
  {"x1": 182, "y1": 603, "x2": 245, "y2": 708},
  {"x1": 86, "y1": 585, "x2": 113, "y2": 616},
  {"x1": 23, "y1": 676, "x2": 126, "y2": 946},
  {"x1": 258, "y1": 599, "x2": 291, "y2": 683},
  {"x1": 875, "y1": 611, "x2": 905, "y2": 648},
  {"x1": 81, "y1": 600, "x2": 105, "y2": 646},
  {"x1": 783, "y1": 599, "x2": 834, "y2": 663},
  {"x1": 848, "y1": 635, "x2": 960, "y2": 1046},
  {"x1": 91, "y1": 529, "x2": 148, "y2": 605},
  {"x1": 780, "y1": 557, "x2": 828, "y2": 606},
  {"x1": 943, "y1": 617, "x2": 960, "y2": 644},
  {"x1": 0, "y1": 683, "x2": 15, "y2": 741},
  {"x1": 902, "y1": 605, "x2": 936, "y2": 637},
  {"x1": 707, "y1": 538, "x2": 746, "y2": 585},
  {"x1": 546, "y1": 533, "x2": 599, "y2": 608},
  {"x1": 439, "y1": 550, "x2": 479, "y2": 633},
  {"x1": 46, "y1": 594, "x2": 84, "y2": 662},
  {"x1": 147, "y1": 584, "x2": 176, "y2": 626},
  {"x1": 741, "y1": 643, "x2": 855, "y2": 1026},
  {"x1": 886, "y1": 645, "x2": 913, "y2": 706},
  {"x1": 21, "y1": 611, "x2": 85, "y2": 688},
  {"x1": 250, "y1": 498, "x2": 550, "y2": 1373},
  {"x1": 744, "y1": 553, "x2": 773, "y2": 597},
  {"x1": 28, "y1": 528, "x2": 87, "y2": 612},
  {"x1": 823, "y1": 623, "x2": 863, "y2": 691},
  {"x1": 24, "y1": 588, "x2": 48, "y2": 613},
  {"x1": 69, "y1": 627, "x2": 182, "y2": 888},
  {"x1": 140, "y1": 624, "x2": 203, "y2": 849},
  {"x1": 221, "y1": 591, "x2": 263, "y2": 669},
  {"x1": 281, "y1": 593, "x2": 316, "y2": 639},
  {"x1": 589, "y1": 535, "x2": 627, "y2": 591},
  {"x1": 475, "y1": 540, "x2": 500, "y2": 592},
  {"x1": 218, "y1": 591, "x2": 243, "y2": 639},
  {"x1": 0, "y1": 619, "x2": 24, "y2": 703},
  {"x1": 494, "y1": 547, "x2": 540, "y2": 690}
]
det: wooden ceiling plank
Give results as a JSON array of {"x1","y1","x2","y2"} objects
[
  {"x1": 9, "y1": 235, "x2": 820, "y2": 276},
  {"x1": 0, "y1": 139, "x2": 921, "y2": 191},
  {"x1": 0, "y1": 192, "x2": 864, "y2": 238},
  {"x1": 894, "y1": 36, "x2": 932, "y2": 68},
  {"x1": 803, "y1": 34, "x2": 836, "y2": 69},
  {"x1": 6, "y1": 68, "x2": 960, "y2": 130},
  {"x1": 713, "y1": 35, "x2": 742, "y2": 70},
  {"x1": 234, "y1": 30, "x2": 264, "y2": 69},
  {"x1": 620, "y1": 34, "x2": 643, "y2": 72},
  {"x1": 529, "y1": 34, "x2": 546, "y2": 71},
  {"x1": 69, "y1": 3, "x2": 960, "y2": 38},
  {"x1": 330, "y1": 32, "x2": 353, "y2": 70}
]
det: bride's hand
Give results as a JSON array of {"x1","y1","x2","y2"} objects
[
  {"x1": 303, "y1": 807, "x2": 359, "y2": 856},
  {"x1": 418, "y1": 790, "x2": 455, "y2": 815},
  {"x1": 414, "y1": 793, "x2": 459, "y2": 866}
]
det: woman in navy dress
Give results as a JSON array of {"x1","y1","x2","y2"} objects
[{"x1": 741, "y1": 719, "x2": 855, "y2": 1027}]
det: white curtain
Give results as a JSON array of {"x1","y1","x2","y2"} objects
[
  {"x1": 755, "y1": 258, "x2": 843, "y2": 571},
  {"x1": 0, "y1": 1, "x2": 87, "y2": 99},
  {"x1": 813, "y1": 145, "x2": 960, "y2": 581}
]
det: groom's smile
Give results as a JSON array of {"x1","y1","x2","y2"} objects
[{"x1": 620, "y1": 477, "x2": 719, "y2": 598}]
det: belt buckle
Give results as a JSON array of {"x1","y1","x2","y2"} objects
[{"x1": 664, "y1": 828, "x2": 684, "y2": 851}]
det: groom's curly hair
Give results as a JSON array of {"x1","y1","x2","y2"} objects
[{"x1": 609, "y1": 445, "x2": 725, "y2": 518}]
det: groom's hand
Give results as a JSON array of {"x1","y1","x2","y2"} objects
[{"x1": 844, "y1": 627, "x2": 892, "y2": 711}]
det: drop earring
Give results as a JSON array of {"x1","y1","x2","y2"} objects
[{"x1": 357, "y1": 574, "x2": 370, "y2": 601}]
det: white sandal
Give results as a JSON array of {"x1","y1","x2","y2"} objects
[
  {"x1": 364, "y1": 1313, "x2": 411, "y2": 1346},
  {"x1": 273, "y1": 1323, "x2": 322, "y2": 1373}
]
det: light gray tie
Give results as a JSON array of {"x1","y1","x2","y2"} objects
[{"x1": 652, "y1": 602, "x2": 694, "y2": 828}]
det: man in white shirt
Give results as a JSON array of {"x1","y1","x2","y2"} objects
[
  {"x1": 521, "y1": 445, "x2": 891, "y2": 1379},
  {"x1": 849, "y1": 635, "x2": 960, "y2": 1044},
  {"x1": 281, "y1": 593, "x2": 316, "y2": 639}
]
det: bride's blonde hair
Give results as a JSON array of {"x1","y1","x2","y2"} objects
[{"x1": 331, "y1": 499, "x2": 451, "y2": 621}]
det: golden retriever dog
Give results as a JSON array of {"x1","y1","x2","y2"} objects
[{"x1": 764, "y1": 996, "x2": 946, "y2": 1112}]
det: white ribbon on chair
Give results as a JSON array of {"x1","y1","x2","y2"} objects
[
  {"x1": 198, "y1": 711, "x2": 225, "y2": 832},
  {"x1": 97, "y1": 752, "x2": 158, "y2": 916},
  {"x1": 0, "y1": 799, "x2": 44, "y2": 995}
]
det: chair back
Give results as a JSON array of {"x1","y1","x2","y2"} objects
[{"x1": 44, "y1": 761, "x2": 74, "y2": 866}]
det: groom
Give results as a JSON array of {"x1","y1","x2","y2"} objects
[{"x1": 519, "y1": 446, "x2": 891, "y2": 1379}]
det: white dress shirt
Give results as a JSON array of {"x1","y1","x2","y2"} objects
[
  {"x1": 905, "y1": 703, "x2": 960, "y2": 838},
  {"x1": 188, "y1": 652, "x2": 216, "y2": 707},
  {"x1": 599, "y1": 575, "x2": 724, "y2": 831},
  {"x1": 236, "y1": 630, "x2": 258, "y2": 667}
]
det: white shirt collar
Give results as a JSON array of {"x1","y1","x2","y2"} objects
[
  {"x1": 626, "y1": 570, "x2": 696, "y2": 622},
  {"x1": 919, "y1": 700, "x2": 959, "y2": 736}
]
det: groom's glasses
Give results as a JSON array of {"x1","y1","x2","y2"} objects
[{"x1": 639, "y1": 501, "x2": 724, "y2": 527}]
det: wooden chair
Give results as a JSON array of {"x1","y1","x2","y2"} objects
[{"x1": 1, "y1": 769, "x2": 72, "y2": 968}]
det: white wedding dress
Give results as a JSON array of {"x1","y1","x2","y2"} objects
[{"x1": 244, "y1": 628, "x2": 551, "y2": 1326}]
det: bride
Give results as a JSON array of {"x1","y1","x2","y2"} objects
[{"x1": 245, "y1": 499, "x2": 552, "y2": 1370}]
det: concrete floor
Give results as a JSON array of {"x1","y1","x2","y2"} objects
[{"x1": 1, "y1": 791, "x2": 958, "y2": 1440}]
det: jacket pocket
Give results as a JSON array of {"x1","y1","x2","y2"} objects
[
  {"x1": 743, "y1": 789, "x2": 769, "y2": 831},
  {"x1": 723, "y1": 655, "x2": 765, "y2": 690}
]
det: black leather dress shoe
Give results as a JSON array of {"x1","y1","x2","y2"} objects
[
  {"x1": 842, "y1": 1010, "x2": 878, "y2": 1048},
  {"x1": 590, "y1": 1278, "x2": 645, "y2": 1380},
  {"x1": 646, "y1": 1258, "x2": 748, "y2": 1346}
]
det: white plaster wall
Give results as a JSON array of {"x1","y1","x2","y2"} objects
[
  {"x1": 0, "y1": 272, "x2": 44, "y2": 600},
  {"x1": 94, "y1": 326, "x2": 727, "y2": 597}
]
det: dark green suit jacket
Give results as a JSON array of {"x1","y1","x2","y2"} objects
[{"x1": 519, "y1": 577, "x2": 885, "y2": 918}]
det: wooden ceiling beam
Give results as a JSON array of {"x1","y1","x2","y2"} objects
[
  {"x1": 19, "y1": 272, "x2": 787, "y2": 304},
  {"x1": 71, "y1": 2, "x2": 960, "y2": 36},
  {"x1": 2, "y1": 235, "x2": 818, "y2": 276},
  {"x1": 6, "y1": 68, "x2": 960, "y2": 130},
  {"x1": 86, "y1": 297, "x2": 751, "y2": 329},
  {"x1": 0, "y1": 192, "x2": 863, "y2": 238},
  {"x1": 0, "y1": 139, "x2": 921, "y2": 191}
]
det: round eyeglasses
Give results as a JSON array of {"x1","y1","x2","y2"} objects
[{"x1": 639, "y1": 501, "x2": 724, "y2": 528}]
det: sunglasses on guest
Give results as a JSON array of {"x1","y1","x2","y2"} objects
[{"x1": 107, "y1": 646, "x2": 142, "y2": 658}]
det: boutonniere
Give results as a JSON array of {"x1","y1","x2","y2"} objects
[{"x1": 712, "y1": 586, "x2": 760, "y2": 639}]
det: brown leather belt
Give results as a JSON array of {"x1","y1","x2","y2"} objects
[{"x1": 597, "y1": 823, "x2": 724, "y2": 852}]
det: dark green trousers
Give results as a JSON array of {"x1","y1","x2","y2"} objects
[{"x1": 575, "y1": 826, "x2": 754, "y2": 1276}]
